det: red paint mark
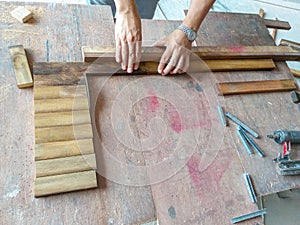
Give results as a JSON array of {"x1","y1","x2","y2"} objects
[
  {"x1": 168, "y1": 108, "x2": 183, "y2": 133},
  {"x1": 230, "y1": 46, "x2": 245, "y2": 52},
  {"x1": 187, "y1": 154, "x2": 231, "y2": 199},
  {"x1": 147, "y1": 95, "x2": 159, "y2": 112}
]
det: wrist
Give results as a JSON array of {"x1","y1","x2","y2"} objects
[{"x1": 115, "y1": 0, "x2": 138, "y2": 14}]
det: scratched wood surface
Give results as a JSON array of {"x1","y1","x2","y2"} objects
[{"x1": 0, "y1": 2, "x2": 155, "y2": 225}]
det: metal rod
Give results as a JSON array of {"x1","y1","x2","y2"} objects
[
  {"x1": 240, "y1": 128, "x2": 265, "y2": 157},
  {"x1": 225, "y1": 112, "x2": 259, "y2": 138},
  {"x1": 237, "y1": 126, "x2": 253, "y2": 155},
  {"x1": 217, "y1": 105, "x2": 227, "y2": 127},
  {"x1": 231, "y1": 208, "x2": 267, "y2": 224},
  {"x1": 243, "y1": 173, "x2": 257, "y2": 203}
]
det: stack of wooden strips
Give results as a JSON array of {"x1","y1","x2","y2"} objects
[{"x1": 33, "y1": 63, "x2": 97, "y2": 197}]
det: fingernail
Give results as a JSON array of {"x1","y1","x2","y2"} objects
[
  {"x1": 127, "y1": 68, "x2": 133, "y2": 73},
  {"x1": 134, "y1": 65, "x2": 139, "y2": 70},
  {"x1": 122, "y1": 65, "x2": 127, "y2": 70}
]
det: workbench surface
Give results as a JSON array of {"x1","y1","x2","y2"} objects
[{"x1": 1, "y1": 2, "x2": 300, "y2": 225}]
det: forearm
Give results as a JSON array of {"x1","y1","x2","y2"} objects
[
  {"x1": 114, "y1": 0, "x2": 138, "y2": 14},
  {"x1": 184, "y1": 0, "x2": 215, "y2": 31}
]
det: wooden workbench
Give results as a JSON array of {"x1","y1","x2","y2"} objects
[{"x1": 1, "y1": 2, "x2": 300, "y2": 225}]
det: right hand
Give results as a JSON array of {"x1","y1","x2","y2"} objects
[{"x1": 115, "y1": 8, "x2": 142, "y2": 73}]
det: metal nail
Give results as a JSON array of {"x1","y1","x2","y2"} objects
[
  {"x1": 243, "y1": 173, "x2": 257, "y2": 203},
  {"x1": 237, "y1": 126, "x2": 253, "y2": 155},
  {"x1": 231, "y1": 208, "x2": 267, "y2": 224},
  {"x1": 240, "y1": 128, "x2": 265, "y2": 157},
  {"x1": 217, "y1": 105, "x2": 227, "y2": 127}
]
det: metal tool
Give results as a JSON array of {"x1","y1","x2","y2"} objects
[
  {"x1": 231, "y1": 208, "x2": 267, "y2": 224},
  {"x1": 267, "y1": 129, "x2": 300, "y2": 175}
]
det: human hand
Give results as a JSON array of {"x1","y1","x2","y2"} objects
[
  {"x1": 114, "y1": 7, "x2": 142, "y2": 73},
  {"x1": 153, "y1": 29, "x2": 192, "y2": 75}
]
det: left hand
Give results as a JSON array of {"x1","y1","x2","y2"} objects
[{"x1": 153, "y1": 29, "x2": 192, "y2": 75}]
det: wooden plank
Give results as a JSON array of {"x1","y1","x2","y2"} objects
[
  {"x1": 10, "y1": 6, "x2": 33, "y2": 23},
  {"x1": 34, "y1": 170, "x2": 98, "y2": 197},
  {"x1": 35, "y1": 154, "x2": 96, "y2": 177},
  {"x1": 291, "y1": 69, "x2": 300, "y2": 78},
  {"x1": 83, "y1": 45, "x2": 300, "y2": 61},
  {"x1": 35, "y1": 123, "x2": 93, "y2": 144},
  {"x1": 218, "y1": 79, "x2": 296, "y2": 96},
  {"x1": 264, "y1": 18, "x2": 291, "y2": 30},
  {"x1": 35, "y1": 110, "x2": 91, "y2": 128},
  {"x1": 34, "y1": 85, "x2": 87, "y2": 100},
  {"x1": 280, "y1": 39, "x2": 300, "y2": 51},
  {"x1": 34, "y1": 98, "x2": 89, "y2": 113},
  {"x1": 9, "y1": 45, "x2": 33, "y2": 88},
  {"x1": 35, "y1": 139, "x2": 94, "y2": 160}
]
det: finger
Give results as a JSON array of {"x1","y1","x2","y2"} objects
[
  {"x1": 121, "y1": 42, "x2": 128, "y2": 71},
  {"x1": 158, "y1": 48, "x2": 172, "y2": 74},
  {"x1": 134, "y1": 41, "x2": 141, "y2": 70},
  {"x1": 182, "y1": 57, "x2": 190, "y2": 73},
  {"x1": 171, "y1": 57, "x2": 185, "y2": 74},
  {"x1": 152, "y1": 39, "x2": 166, "y2": 47},
  {"x1": 163, "y1": 56, "x2": 177, "y2": 75},
  {"x1": 127, "y1": 43, "x2": 135, "y2": 73},
  {"x1": 116, "y1": 39, "x2": 122, "y2": 63}
]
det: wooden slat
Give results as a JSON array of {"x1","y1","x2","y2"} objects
[
  {"x1": 34, "y1": 170, "x2": 98, "y2": 197},
  {"x1": 291, "y1": 69, "x2": 300, "y2": 78},
  {"x1": 35, "y1": 123, "x2": 93, "y2": 144},
  {"x1": 10, "y1": 6, "x2": 33, "y2": 23},
  {"x1": 264, "y1": 19, "x2": 291, "y2": 30},
  {"x1": 34, "y1": 85, "x2": 87, "y2": 100},
  {"x1": 280, "y1": 39, "x2": 300, "y2": 51},
  {"x1": 82, "y1": 45, "x2": 300, "y2": 62},
  {"x1": 9, "y1": 45, "x2": 33, "y2": 88},
  {"x1": 218, "y1": 79, "x2": 296, "y2": 96},
  {"x1": 34, "y1": 98, "x2": 89, "y2": 113},
  {"x1": 35, "y1": 154, "x2": 96, "y2": 177},
  {"x1": 35, "y1": 139, "x2": 94, "y2": 161},
  {"x1": 35, "y1": 110, "x2": 91, "y2": 128}
]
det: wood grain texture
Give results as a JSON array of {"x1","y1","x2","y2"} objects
[
  {"x1": 280, "y1": 39, "x2": 300, "y2": 51},
  {"x1": 34, "y1": 98, "x2": 89, "y2": 113},
  {"x1": 35, "y1": 110, "x2": 91, "y2": 128},
  {"x1": 35, "y1": 154, "x2": 96, "y2": 177},
  {"x1": 9, "y1": 45, "x2": 33, "y2": 88},
  {"x1": 35, "y1": 123, "x2": 93, "y2": 144},
  {"x1": 264, "y1": 18, "x2": 291, "y2": 30},
  {"x1": 34, "y1": 170, "x2": 98, "y2": 197},
  {"x1": 34, "y1": 85, "x2": 88, "y2": 100},
  {"x1": 35, "y1": 139, "x2": 94, "y2": 160},
  {"x1": 83, "y1": 45, "x2": 300, "y2": 61},
  {"x1": 291, "y1": 69, "x2": 300, "y2": 78},
  {"x1": 217, "y1": 79, "x2": 296, "y2": 95},
  {"x1": 10, "y1": 6, "x2": 33, "y2": 23}
]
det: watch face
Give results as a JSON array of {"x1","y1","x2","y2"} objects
[{"x1": 187, "y1": 30, "x2": 197, "y2": 41}]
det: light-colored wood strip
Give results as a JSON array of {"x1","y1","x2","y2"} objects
[
  {"x1": 35, "y1": 123, "x2": 93, "y2": 144},
  {"x1": 34, "y1": 85, "x2": 87, "y2": 100},
  {"x1": 35, "y1": 110, "x2": 91, "y2": 128},
  {"x1": 82, "y1": 45, "x2": 300, "y2": 62},
  {"x1": 280, "y1": 39, "x2": 300, "y2": 51},
  {"x1": 9, "y1": 45, "x2": 33, "y2": 88},
  {"x1": 35, "y1": 139, "x2": 94, "y2": 161},
  {"x1": 34, "y1": 97, "x2": 89, "y2": 113},
  {"x1": 218, "y1": 79, "x2": 296, "y2": 96},
  {"x1": 291, "y1": 69, "x2": 300, "y2": 78},
  {"x1": 34, "y1": 170, "x2": 98, "y2": 197},
  {"x1": 10, "y1": 6, "x2": 33, "y2": 23},
  {"x1": 35, "y1": 154, "x2": 97, "y2": 177},
  {"x1": 258, "y1": 8, "x2": 265, "y2": 18}
]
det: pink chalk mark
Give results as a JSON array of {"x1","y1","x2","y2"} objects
[
  {"x1": 230, "y1": 46, "x2": 245, "y2": 52},
  {"x1": 168, "y1": 108, "x2": 183, "y2": 133},
  {"x1": 147, "y1": 95, "x2": 159, "y2": 112}
]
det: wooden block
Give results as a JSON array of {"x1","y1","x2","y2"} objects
[
  {"x1": 35, "y1": 110, "x2": 91, "y2": 128},
  {"x1": 218, "y1": 79, "x2": 296, "y2": 96},
  {"x1": 264, "y1": 19, "x2": 291, "y2": 30},
  {"x1": 10, "y1": 6, "x2": 33, "y2": 23},
  {"x1": 82, "y1": 46, "x2": 300, "y2": 62},
  {"x1": 34, "y1": 97, "x2": 89, "y2": 113},
  {"x1": 35, "y1": 154, "x2": 97, "y2": 177},
  {"x1": 34, "y1": 85, "x2": 88, "y2": 100},
  {"x1": 34, "y1": 170, "x2": 98, "y2": 197},
  {"x1": 35, "y1": 123, "x2": 93, "y2": 144},
  {"x1": 280, "y1": 39, "x2": 300, "y2": 52},
  {"x1": 35, "y1": 139, "x2": 94, "y2": 161},
  {"x1": 258, "y1": 8, "x2": 264, "y2": 18},
  {"x1": 9, "y1": 45, "x2": 33, "y2": 88},
  {"x1": 291, "y1": 69, "x2": 300, "y2": 78}
]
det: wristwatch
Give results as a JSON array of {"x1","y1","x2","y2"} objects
[{"x1": 177, "y1": 24, "x2": 197, "y2": 42}]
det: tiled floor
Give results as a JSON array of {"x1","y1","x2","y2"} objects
[{"x1": 3, "y1": 0, "x2": 300, "y2": 224}]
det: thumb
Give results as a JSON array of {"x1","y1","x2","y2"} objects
[{"x1": 152, "y1": 39, "x2": 166, "y2": 47}]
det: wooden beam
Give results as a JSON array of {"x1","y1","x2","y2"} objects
[
  {"x1": 35, "y1": 110, "x2": 91, "y2": 128},
  {"x1": 10, "y1": 6, "x2": 33, "y2": 23},
  {"x1": 35, "y1": 154, "x2": 97, "y2": 177},
  {"x1": 34, "y1": 85, "x2": 88, "y2": 100},
  {"x1": 263, "y1": 19, "x2": 291, "y2": 30},
  {"x1": 34, "y1": 98, "x2": 89, "y2": 113},
  {"x1": 35, "y1": 139, "x2": 94, "y2": 161},
  {"x1": 217, "y1": 79, "x2": 296, "y2": 96},
  {"x1": 9, "y1": 45, "x2": 33, "y2": 88},
  {"x1": 291, "y1": 69, "x2": 300, "y2": 78},
  {"x1": 82, "y1": 46, "x2": 300, "y2": 62},
  {"x1": 280, "y1": 39, "x2": 300, "y2": 51},
  {"x1": 35, "y1": 123, "x2": 93, "y2": 144},
  {"x1": 34, "y1": 170, "x2": 98, "y2": 197}
]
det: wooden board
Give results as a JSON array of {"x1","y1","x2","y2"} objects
[
  {"x1": 263, "y1": 18, "x2": 291, "y2": 30},
  {"x1": 217, "y1": 79, "x2": 296, "y2": 95},
  {"x1": 33, "y1": 64, "x2": 98, "y2": 197},
  {"x1": 9, "y1": 45, "x2": 33, "y2": 88},
  {"x1": 10, "y1": 6, "x2": 33, "y2": 23}
]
